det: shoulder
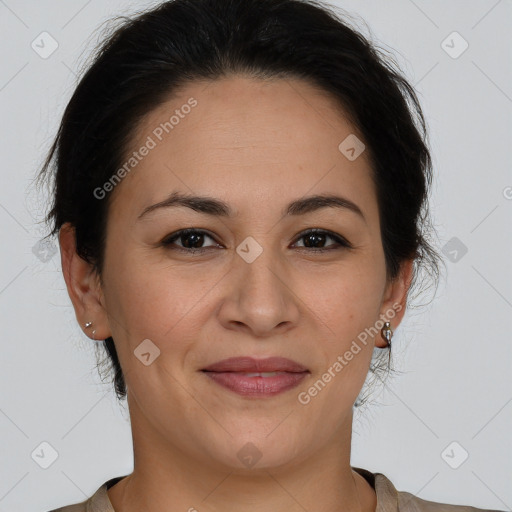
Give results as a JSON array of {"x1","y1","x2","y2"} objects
[
  {"x1": 353, "y1": 467, "x2": 506, "y2": 512},
  {"x1": 396, "y1": 489, "x2": 506, "y2": 512},
  {"x1": 45, "y1": 481, "x2": 111, "y2": 512},
  {"x1": 46, "y1": 503, "x2": 88, "y2": 512}
]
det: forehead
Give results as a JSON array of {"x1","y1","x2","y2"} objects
[{"x1": 109, "y1": 75, "x2": 377, "y2": 224}]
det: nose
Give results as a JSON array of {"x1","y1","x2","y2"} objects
[{"x1": 217, "y1": 245, "x2": 300, "y2": 338}]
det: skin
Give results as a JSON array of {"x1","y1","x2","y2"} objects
[{"x1": 60, "y1": 75, "x2": 414, "y2": 512}]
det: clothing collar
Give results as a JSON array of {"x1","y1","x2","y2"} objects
[
  {"x1": 90, "y1": 467, "x2": 399, "y2": 512},
  {"x1": 353, "y1": 466, "x2": 400, "y2": 512}
]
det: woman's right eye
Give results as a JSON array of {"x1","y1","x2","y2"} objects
[{"x1": 161, "y1": 229, "x2": 220, "y2": 252}]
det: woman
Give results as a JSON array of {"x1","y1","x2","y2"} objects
[{"x1": 37, "y1": 0, "x2": 504, "y2": 511}]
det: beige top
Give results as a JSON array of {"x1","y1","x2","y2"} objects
[{"x1": 47, "y1": 466, "x2": 505, "y2": 512}]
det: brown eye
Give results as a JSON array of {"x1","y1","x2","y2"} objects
[
  {"x1": 162, "y1": 229, "x2": 219, "y2": 251},
  {"x1": 293, "y1": 229, "x2": 351, "y2": 251}
]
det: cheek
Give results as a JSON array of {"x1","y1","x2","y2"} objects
[
  {"x1": 101, "y1": 246, "x2": 223, "y2": 376},
  {"x1": 299, "y1": 261, "x2": 384, "y2": 393},
  {"x1": 303, "y1": 259, "x2": 385, "y2": 334}
]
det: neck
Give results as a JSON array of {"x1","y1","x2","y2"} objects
[{"x1": 108, "y1": 397, "x2": 376, "y2": 512}]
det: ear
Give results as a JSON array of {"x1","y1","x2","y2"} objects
[
  {"x1": 59, "y1": 222, "x2": 111, "y2": 341},
  {"x1": 375, "y1": 258, "x2": 414, "y2": 349}
]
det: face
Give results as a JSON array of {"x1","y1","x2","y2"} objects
[{"x1": 64, "y1": 75, "x2": 411, "y2": 472}]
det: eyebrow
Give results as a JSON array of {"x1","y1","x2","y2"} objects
[{"x1": 137, "y1": 191, "x2": 366, "y2": 223}]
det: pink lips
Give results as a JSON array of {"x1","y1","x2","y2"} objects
[{"x1": 201, "y1": 357, "x2": 309, "y2": 397}]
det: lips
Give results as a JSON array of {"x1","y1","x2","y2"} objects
[
  {"x1": 201, "y1": 357, "x2": 309, "y2": 397},
  {"x1": 201, "y1": 356, "x2": 308, "y2": 373}
]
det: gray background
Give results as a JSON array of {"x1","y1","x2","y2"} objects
[{"x1": 0, "y1": 1, "x2": 511, "y2": 511}]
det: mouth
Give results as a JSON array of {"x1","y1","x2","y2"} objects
[{"x1": 201, "y1": 357, "x2": 310, "y2": 397}]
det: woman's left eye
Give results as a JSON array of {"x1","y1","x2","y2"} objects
[
  {"x1": 161, "y1": 228, "x2": 351, "y2": 253},
  {"x1": 292, "y1": 229, "x2": 351, "y2": 252}
]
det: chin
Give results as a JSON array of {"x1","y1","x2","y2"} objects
[{"x1": 202, "y1": 427, "x2": 307, "y2": 473}]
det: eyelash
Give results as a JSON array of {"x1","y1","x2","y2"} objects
[{"x1": 160, "y1": 228, "x2": 352, "y2": 254}]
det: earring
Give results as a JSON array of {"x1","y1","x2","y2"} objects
[
  {"x1": 381, "y1": 321, "x2": 393, "y2": 348},
  {"x1": 85, "y1": 321, "x2": 96, "y2": 340},
  {"x1": 84, "y1": 321, "x2": 101, "y2": 341}
]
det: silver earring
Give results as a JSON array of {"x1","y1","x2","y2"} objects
[
  {"x1": 381, "y1": 321, "x2": 393, "y2": 348},
  {"x1": 85, "y1": 322, "x2": 97, "y2": 340}
]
